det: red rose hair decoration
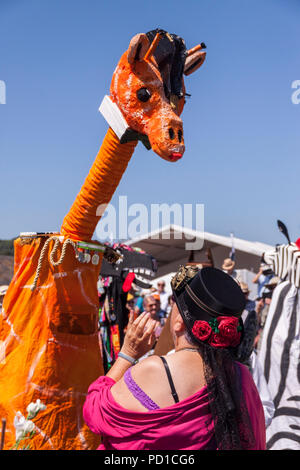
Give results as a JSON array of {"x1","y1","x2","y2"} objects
[
  {"x1": 191, "y1": 320, "x2": 212, "y2": 342},
  {"x1": 192, "y1": 316, "x2": 242, "y2": 348}
]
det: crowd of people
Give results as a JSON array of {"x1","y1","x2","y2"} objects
[
  {"x1": 123, "y1": 258, "x2": 278, "y2": 361},
  {"x1": 125, "y1": 280, "x2": 175, "y2": 343},
  {"x1": 0, "y1": 254, "x2": 292, "y2": 450}
]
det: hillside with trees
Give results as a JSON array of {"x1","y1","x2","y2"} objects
[{"x1": 0, "y1": 239, "x2": 15, "y2": 285}]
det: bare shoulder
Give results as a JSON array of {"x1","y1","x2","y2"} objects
[
  {"x1": 110, "y1": 355, "x2": 166, "y2": 412},
  {"x1": 130, "y1": 355, "x2": 170, "y2": 399},
  {"x1": 133, "y1": 354, "x2": 163, "y2": 377},
  {"x1": 111, "y1": 355, "x2": 162, "y2": 393}
]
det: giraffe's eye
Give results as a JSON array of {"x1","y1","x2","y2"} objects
[{"x1": 137, "y1": 88, "x2": 151, "y2": 102}]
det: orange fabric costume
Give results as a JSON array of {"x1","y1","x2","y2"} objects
[
  {"x1": 0, "y1": 30, "x2": 206, "y2": 449},
  {"x1": 0, "y1": 131, "x2": 136, "y2": 450}
]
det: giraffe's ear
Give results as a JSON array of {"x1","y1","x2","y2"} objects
[
  {"x1": 184, "y1": 47, "x2": 206, "y2": 76},
  {"x1": 127, "y1": 33, "x2": 150, "y2": 64}
]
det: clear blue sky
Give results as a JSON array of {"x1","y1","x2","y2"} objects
[{"x1": 1, "y1": 0, "x2": 299, "y2": 246}]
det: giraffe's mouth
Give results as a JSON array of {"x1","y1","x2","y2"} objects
[{"x1": 169, "y1": 152, "x2": 183, "y2": 162}]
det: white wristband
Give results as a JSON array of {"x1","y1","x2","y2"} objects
[{"x1": 118, "y1": 352, "x2": 138, "y2": 365}]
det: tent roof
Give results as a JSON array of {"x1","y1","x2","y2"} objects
[{"x1": 126, "y1": 224, "x2": 273, "y2": 278}]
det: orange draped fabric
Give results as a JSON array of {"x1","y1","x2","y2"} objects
[{"x1": 0, "y1": 129, "x2": 137, "y2": 449}]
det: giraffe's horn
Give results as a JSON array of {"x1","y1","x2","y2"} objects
[{"x1": 143, "y1": 32, "x2": 162, "y2": 62}]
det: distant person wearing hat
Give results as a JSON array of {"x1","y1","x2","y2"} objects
[
  {"x1": 252, "y1": 263, "x2": 274, "y2": 298},
  {"x1": 156, "y1": 280, "x2": 169, "y2": 314},
  {"x1": 255, "y1": 277, "x2": 279, "y2": 351},
  {"x1": 83, "y1": 266, "x2": 266, "y2": 450},
  {"x1": 152, "y1": 293, "x2": 166, "y2": 326},
  {"x1": 239, "y1": 283, "x2": 259, "y2": 354},
  {"x1": 239, "y1": 282, "x2": 258, "y2": 354},
  {"x1": 240, "y1": 282, "x2": 256, "y2": 314},
  {"x1": 222, "y1": 258, "x2": 239, "y2": 282}
]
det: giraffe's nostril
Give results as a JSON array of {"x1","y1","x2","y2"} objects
[
  {"x1": 169, "y1": 128, "x2": 175, "y2": 139},
  {"x1": 178, "y1": 129, "x2": 183, "y2": 143}
]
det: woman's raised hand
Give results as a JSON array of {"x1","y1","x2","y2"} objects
[{"x1": 120, "y1": 312, "x2": 157, "y2": 360}]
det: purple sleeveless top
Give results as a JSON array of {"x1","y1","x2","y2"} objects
[{"x1": 124, "y1": 367, "x2": 160, "y2": 410}]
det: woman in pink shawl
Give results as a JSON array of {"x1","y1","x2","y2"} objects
[{"x1": 83, "y1": 266, "x2": 266, "y2": 450}]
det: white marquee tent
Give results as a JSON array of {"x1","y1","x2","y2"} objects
[{"x1": 126, "y1": 225, "x2": 273, "y2": 300}]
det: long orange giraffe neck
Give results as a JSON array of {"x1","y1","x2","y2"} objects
[{"x1": 61, "y1": 127, "x2": 137, "y2": 241}]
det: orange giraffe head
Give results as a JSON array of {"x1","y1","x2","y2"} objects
[{"x1": 110, "y1": 29, "x2": 206, "y2": 162}]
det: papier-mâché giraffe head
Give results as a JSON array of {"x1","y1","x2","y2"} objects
[{"x1": 110, "y1": 29, "x2": 206, "y2": 162}]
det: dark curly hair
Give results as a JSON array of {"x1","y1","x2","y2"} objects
[{"x1": 185, "y1": 330, "x2": 255, "y2": 450}]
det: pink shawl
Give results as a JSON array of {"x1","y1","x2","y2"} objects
[{"x1": 83, "y1": 362, "x2": 266, "y2": 450}]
